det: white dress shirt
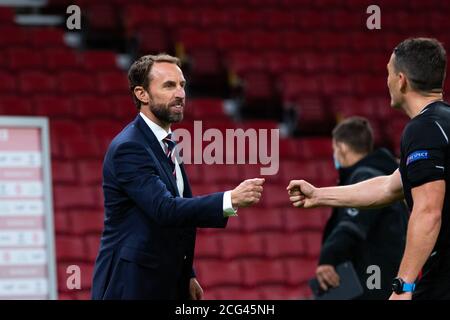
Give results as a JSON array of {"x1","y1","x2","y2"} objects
[{"x1": 139, "y1": 113, "x2": 237, "y2": 216}]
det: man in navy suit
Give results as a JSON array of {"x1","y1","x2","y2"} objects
[{"x1": 91, "y1": 54, "x2": 264, "y2": 300}]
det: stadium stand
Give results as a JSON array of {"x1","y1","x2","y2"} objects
[{"x1": 1, "y1": 0, "x2": 449, "y2": 300}]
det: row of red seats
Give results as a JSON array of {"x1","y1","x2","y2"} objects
[
  {"x1": 205, "y1": 284, "x2": 312, "y2": 300},
  {"x1": 0, "y1": 71, "x2": 128, "y2": 94},
  {"x1": 46, "y1": 0, "x2": 449, "y2": 11},
  {"x1": 175, "y1": 29, "x2": 444, "y2": 53},
  {"x1": 226, "y1": 50, "x2": 390, "y2": 76},
  {"x1": 195, "y1": 230, "x2": 325, "y2": 260},
  {"x1": 195, "y1": 257, "x2": 318, "y2": 288},
  {"x1": 0, "y1": 48, "x2": 118, "y2": 71},
  {"x1": 123, "y1": 6, "x2": 449, "y2": 33},
  {"x1": 53, "y1": 205, "x2": 329, "y2": 237},
  {"x1": 0, "y1": 26, "x2": 65, "y2": 47}
]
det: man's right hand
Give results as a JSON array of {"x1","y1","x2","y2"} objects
[
  {"x1": 316, "y1": 264, "x2": 340, "y2": 291},
  {"x1": 286, "y1": 180, "x2": 318, "y2": 208},
  {"x1": 231, "y1": 178, "x2": 265, "y2": 208}
]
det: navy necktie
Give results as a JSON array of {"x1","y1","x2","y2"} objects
[{"x1": 163, "y1": 133, "x2": 177, "y2": 177}]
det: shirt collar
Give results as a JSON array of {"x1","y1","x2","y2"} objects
[
  {"x1": 139, "y1": 112, "x2": 171, "y2": 143},
  {"x1": 418, "y1": 99, "x2": 442, "y2": 115}
]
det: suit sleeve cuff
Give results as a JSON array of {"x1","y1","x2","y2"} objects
[{"x1": 223, "y1": 190, "x2": 238, "y2": 217}]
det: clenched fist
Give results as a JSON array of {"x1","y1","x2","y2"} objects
[
  {"x1": 286, "y1": 179, "x2": 318, "y2": 208},
  {"x1": 231, "y1": 178, "x2": 265, "y2": 208}
]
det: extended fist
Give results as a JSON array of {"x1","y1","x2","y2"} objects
[
  {"x1": 286, "y1": 179, "x2": 317, "y2": 208},
  {"x1": 231, "y1": 178, "x2": 265, "y2": 208}
]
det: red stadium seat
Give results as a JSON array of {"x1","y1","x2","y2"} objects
[
  {"x1": 245, "y1": 30, "x2": 282, "y2": 51},
  {"x1": 34, "y1": 95, "x2": 73, "y2": 117},
  {"x1": 44, "y1": 48, "x2": 80, "y2": 70},
  {"x1": 112, "y1": 95, "x2": 137, "y2": 121},
  {"x1": 285, "y1": 258, "x2": 317, "y2": 286},
  {"x1": 77, "y1": 160, "x2": 103, "y2": 185},
  {"x1": 262, "y1": 184, "x2": 290, "y2": 208},
  {"x1": 279, "y1": 74, "x2": 320, "y2": 101},
  {"x1": 53, "y1": 186, "x2": 99, "y2": 210},
  {"x1": 319, "y1": 75, "x2": 354, "y2": 96},
  {"x1": 298, "y1": 137, "x2": 333, "y2": 159},
  {"x1": 354, "y1": 75, "x2": 387, "y2": 96},
  {"x1": 175, "y1": 28, "x2": 213, "y2": 52},
  {"x1": 56, "y1": 236, "x2": 86, "y2": 261},
  {"x1": 61, "y1": 137, "x2": 102, "y2": 159},
  {"x1": 84, "y1": 4, "x2": 120, "y2": 32},
  {"x1": 194, "y1": 233, "x2": 221, "y2": 258},
  {"x1": 54, "y1": 212, "x2": 70, "y2": 234},
  {"x1": 50, "y1": 119, "x2": 85, "y2": 139},
  {"x1": 136, "y1": 27, "x2": 170, "y2": 54},
  {"x1": 260, "y1": 285, "x2": 304, "y2": 300},
  {"x1": 0, "y1": 26, "x2": 27, "y2": 47},
  {"x1": 97, "y1": 71, "x2": 129, "y2": 94},
  {"x1": 281, "y1": 31, "x2": 315, "y2": 51},
  {"x1": 279, "y1": 138, "x2": 302, "y2": 160},
  {"x1": 28, "y1": 27, "x2": 65, "y2": 47},
  {"x1": 230, "y1": 9, "x2": 264, "y2": 29},
  {"x1": 294, "y1": 97, "x2": 330, "y2": 129},
  {"x1": 265, "y1": 233, "x2": 306, "y2": 258},
  {"x1": 202, "y1": 164, "x2": 240, "y2": 184},
  {"x1": 190, "y1": 98, "x2": 225, "y2": 119},
  {"x1": 215, "y1": 288, "x2": 264, "y2": 300},
  {"x1": 19, "y1": 71, "x2": 55, "y2": 94},
  {"x1": 284, "y1": 207, "x2": 328, "y2": 232},
  {"x1": 82, "y1": 51, "x2": 117, "y2": 71},
  {"x1": 303, "y1": 232, "x2": 322, "y2": 257},
  {"x1": 196, "y1": 260, "x2": 242, "y2": 287},
  {"x1": 0, "y1": 7, "x2": 14, "y2": 25},
  {"x1": 7, "y1": 48, "x2": 44, "y2": 70},
  {"x1": 281, "y1": 160, "x2": 322, "y2": 184},
  {"x1": 188, "y1": 49, "x2": 223, "y2": 77},
  {"x1": 73, "y1": 95, "x2": 113, "y2": 119},
  {"x1": 295, "y1": 10, "x2": 330, "y2": 30},
  {"x1": 263, "y1": 10, "x2": 296, "y2": 29},
  {"x1": 0, "y1": 95, "x2": 32, "y2": 115},
  {"x1": 197, "y1": 8, "x2": 231, "y2": 28},
  {"x1": 299, "y1": 52, "x2": 336, "y2": 73},
  {"x1": 51, "y1": 160, "x2": 76, "y2": 184},
  {"x1": 69, "y1": 210, "x2": 104, "y2": 235},
  {"x1": 220, "y1": 234, "x2": 265, "y2": 259},
  {"x1": 241, "y1": 72, "x2": 275, "y2": 101},
  {"x1": 226, "y1": 51, "x2": 264, "y2": 74},
  {"x1": 213, "y1": 29, "x2": 247, "y2": 52},
  {"x1": 241, "y1": 207, "x2": 284, "y2": 232},
  {"x1": 58, "y1": 72, "x2": 95, "y2": 94},
  {"x1": 264, "y1": 51, "x2": 303, "y2": 76},
  {"x1": 85, "y1": 235, "x2": 101, "y2": 262},
  {"x1": 163, "y1": 7, "x2": 197, "y2": 29},
  {"x1": 242, "y1": 260, "x2": 285, "y2": 286},
  {"x1": 123, "y1": 5, "x2": 162, "y2": 34},
  {"x1": 182, "y1": 164, "x2": 203, "y2": 184}
]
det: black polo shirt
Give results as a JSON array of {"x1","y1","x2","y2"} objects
[{"x1": 399, "y1": 100, "x2": 450, "y2": 253}]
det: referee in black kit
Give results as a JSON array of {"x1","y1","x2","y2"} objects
[{"x1": 287, "y1": 37, "x2": 450, "y2": 300}]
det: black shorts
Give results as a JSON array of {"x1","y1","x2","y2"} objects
[{"x1": 413, "y1": 250, "x2": 450, "y2": 300}]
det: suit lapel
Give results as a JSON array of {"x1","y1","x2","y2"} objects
[{"x1": 134, "y1": 115, "x2": 180, "y2": 197}]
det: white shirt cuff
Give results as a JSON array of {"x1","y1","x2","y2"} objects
[{"x1": 223, "y1": 190, "x2": 238, "y2": 217}]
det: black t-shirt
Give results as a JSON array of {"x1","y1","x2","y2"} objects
[{"x1": 399, "y1": 100, "x2": 450, "y2": 251}]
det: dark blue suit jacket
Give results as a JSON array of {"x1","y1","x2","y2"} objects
[{"x1": 91, "y1": 115, "x2": 228, "y2": 300}]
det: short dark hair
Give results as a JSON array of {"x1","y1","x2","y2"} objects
[
  {"x1": 128, "y1": 53, "x2": 181, "y2": 109},
  {"x1": 332, "y1": 116, "x2": 374, "y2": 154},
  {"x1": 393, "y1": 38, "x2": 447, "y2": 92}
]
